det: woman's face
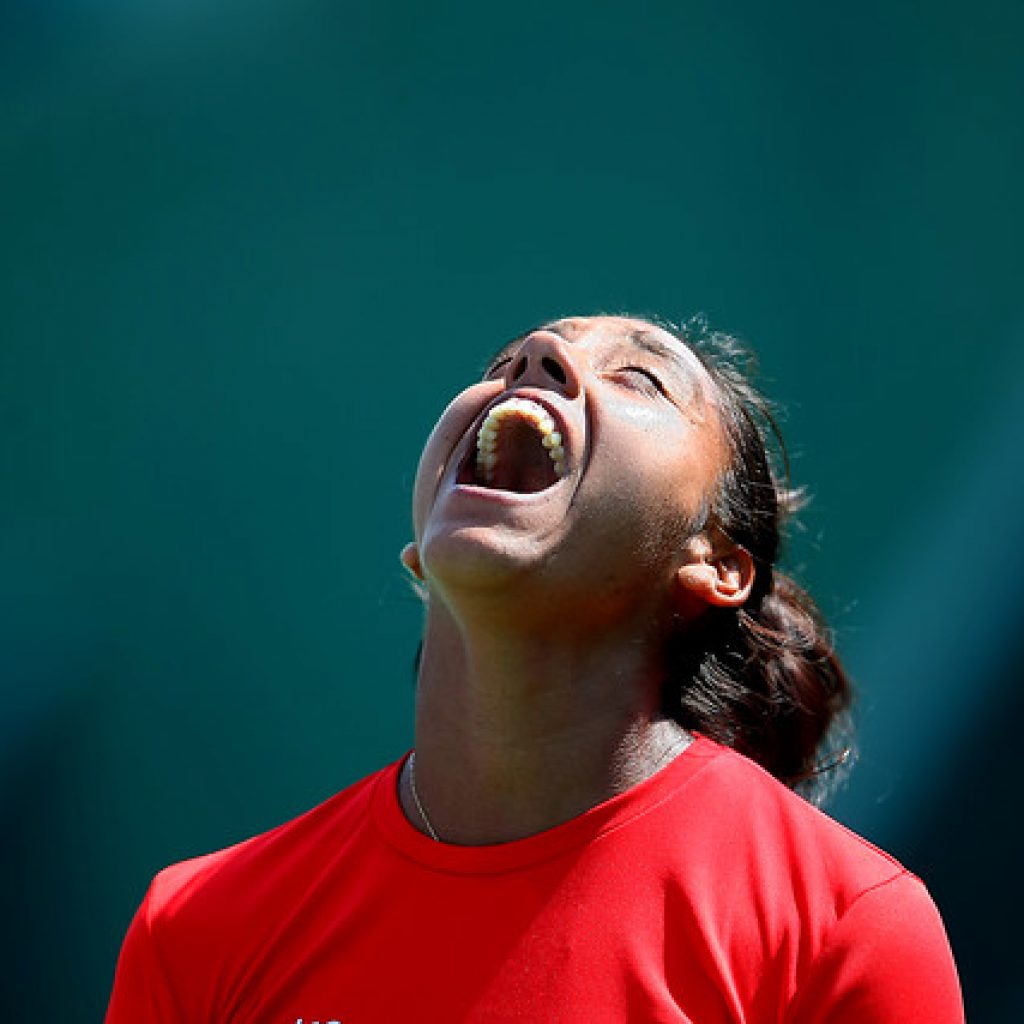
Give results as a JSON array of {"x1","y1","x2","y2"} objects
[{"x1": 409, "y1": 316, "x2": 729, "y2": 620}]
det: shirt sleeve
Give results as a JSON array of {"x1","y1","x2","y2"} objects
[
  {"x1": 105, "y1": 883, "x2": 186, "y2": 1024},
  {"x1": 786, "y1": 871, "x2": 964, "y2": 1024}
]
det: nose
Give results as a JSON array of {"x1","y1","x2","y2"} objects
[{"x1": 504, "y1": 330, "x2": 582, "y2": 400}]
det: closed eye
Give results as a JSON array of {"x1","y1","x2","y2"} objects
[{"x1": 614, "y1": 365, "x2": 669, "y2": 396}]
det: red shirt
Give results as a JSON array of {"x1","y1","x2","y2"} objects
[{"x1": 106, "y1": 736, "x2": 964, "y2": 1022}]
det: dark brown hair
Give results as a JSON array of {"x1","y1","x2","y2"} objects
[{"x1": 655, "y1": 315, "x2": 853, "y2": 805}]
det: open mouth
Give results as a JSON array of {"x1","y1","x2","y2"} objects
[{"x1": 456, "y1": 397, "x2": 567, "y2": 495}]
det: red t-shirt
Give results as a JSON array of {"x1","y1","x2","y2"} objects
[{"x1": 106, "y1": 736, "x2": 963, "y2": 1022}]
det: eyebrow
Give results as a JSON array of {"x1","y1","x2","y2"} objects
[{"x1": 625, "y1": 328, "x2": 692, "y2": 373}]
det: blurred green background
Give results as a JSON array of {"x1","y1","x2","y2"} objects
[{"x1": 2, "y1": 1, "x2": 1021, "y2": 1019}]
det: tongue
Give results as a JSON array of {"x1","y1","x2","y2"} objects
[{"x1": 483, "y1": 417, "x2": 559, "y2": 493}]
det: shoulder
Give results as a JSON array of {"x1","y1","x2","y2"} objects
[
  {"x1": 685, "y1": 741, "x2": 963, "y2": 1021},
  {"x1": 143, "y1": 760, "x2": 391, "y2": 940},
  {"x1": 107, "y1": 761, "x2": 399, "y2": 1020},
  {"x1": 693, "y1": 740, "x2": 911, "y2": 909},
  {"x1": 783, "y1": 869, "x2": 963, "y2": 1021}
]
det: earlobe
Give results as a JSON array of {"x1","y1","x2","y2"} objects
[{"x1": 400, "y1": 542, "x2": 424, "y2": 581}]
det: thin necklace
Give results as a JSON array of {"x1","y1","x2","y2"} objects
[
  {"x1": 406, "y1": 733, "x2": 688, "y2": 845},
  {"x1": 407, "y1": 751, "x2": 440, "y2": 842},
  {"x1": 649, "y1": 730, "x2": 690, "y2": 778}
]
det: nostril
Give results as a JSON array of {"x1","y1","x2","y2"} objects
[
  {"x1": 541, "y1": 357, "x2": 567, "y2": 385},
  {"x1": 512, "y1": 357, "x2": 527, "y2": 380}
]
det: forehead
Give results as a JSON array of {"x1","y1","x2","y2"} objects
[{"x1": 557, "y1": 315, "x2": 703, "y2": 365}]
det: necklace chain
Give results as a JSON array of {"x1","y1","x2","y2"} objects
[
  {"x1": 408, "y1": 751, "x2": 441, "y2": 842},
  {"x1": 407, "y1": 732, "x2": 688, "y2": 845},
  {"x1": 651, "y1": 731, "x2": 688, "y2": 776}
]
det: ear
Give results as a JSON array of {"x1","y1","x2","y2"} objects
[
  {"x1": 400, "y1": 542, "x2": 424, "y2": 581},
  {"x1": 674, "y1": 532, "x2": 755, "y2": 614}
]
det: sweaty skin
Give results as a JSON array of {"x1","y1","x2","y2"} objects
[{"x1": 399, "y1": 316, "x2": 755, "y2": 845}]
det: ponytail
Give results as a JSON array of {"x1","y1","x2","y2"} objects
[{"x1": 665, "y1": 573, "x2": 852, "y2": 804}]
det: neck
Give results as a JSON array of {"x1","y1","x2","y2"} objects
[{"x1": 400, "y1": 602, "x2": 691, "y2": 845}]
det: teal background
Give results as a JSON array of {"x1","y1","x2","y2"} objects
[{"x1": 2, "y1": 1, "x2": 1022, "y2": 1018}]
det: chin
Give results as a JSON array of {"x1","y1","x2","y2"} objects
[{"x1": 419, "y1": 523, "x2": 553, "y2": 598}]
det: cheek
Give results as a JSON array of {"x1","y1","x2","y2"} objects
[
  {"x1": 589, "y1": 417, "x2": 718, "y2": 533},
  {"x1": 411, "y1": 382, "x2": 501, "y2": 534}
]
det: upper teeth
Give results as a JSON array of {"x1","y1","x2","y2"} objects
[{"x1": 475, "y1": 397, "x2": 566, "y2": 482}]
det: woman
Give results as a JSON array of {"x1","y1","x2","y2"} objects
[{"x1": 107, "y1": 315, "x2": 963, "y2": 1022}]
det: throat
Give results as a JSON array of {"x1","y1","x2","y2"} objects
[
  {"x1": 411, "y1": 633, "x2": 692, "y2": 844},
  {"x1": 408, "y1": 716, "x2": 693, "y2": 846}
]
